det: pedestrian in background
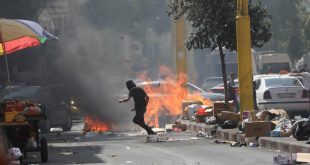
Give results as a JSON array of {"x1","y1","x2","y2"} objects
[
  {"x1": 228, "y1": 73, "x2": 240, "y2": 113},
  {"x1": 119, "y1": 80, "x2": 156, "y2": 135},
  {"x1": 253, "y1": 81, "x2": 258, "y2": 110}
]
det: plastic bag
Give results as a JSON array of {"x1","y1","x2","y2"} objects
[{"x1": 8, "y1": 148, "x2": 22, "y2": 160}]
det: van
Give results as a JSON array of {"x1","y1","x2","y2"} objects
[
  {"x1": 208, "y1": 48, "x2": 257, "y2": 77},
  {"x1": 257, "y1": 53, "x2": 292, "y2": 74}
]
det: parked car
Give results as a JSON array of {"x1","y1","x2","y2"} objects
[
  {"x1": 202, "y1": 77, "x2": 223, "y2": 91},
  {"x1": 209, "y1": 79, "x2": 239, "y2": 97},
  {"x1": 136, "y1": 80, "x2": 224, "y2": 102},
  {"x1": 254, "y1": 74, "x2": 309, "y2": 118},
  {"x1": 186, "y1": 82, "x2": 225, "y2": 102},
  {"x1": 0, "y1": 85, "x2": 72, "y2": 132}
]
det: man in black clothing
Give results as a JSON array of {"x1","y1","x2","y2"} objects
[{"x1": 119, "y1": 80, "x2": 156, "y2": 135}]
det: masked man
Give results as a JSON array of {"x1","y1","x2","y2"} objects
[{"x1": 119, "y1": 80, "x2": 156, "y2": 135}]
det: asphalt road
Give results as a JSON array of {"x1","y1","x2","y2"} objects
[{"x1": 23, "y1": 122, "x2": 290, "y2": 165}]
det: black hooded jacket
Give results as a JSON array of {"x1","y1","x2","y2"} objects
[{"x1": 126, "y1": 80, "x2": 148, "y2": 109}]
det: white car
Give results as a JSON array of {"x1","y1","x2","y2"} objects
[
  {"x1": 254, "y1": 74, "x2": 309, "y2": 117},
  {"x1": 136, "y1": 81, "x2": 225, "y2": 102}
]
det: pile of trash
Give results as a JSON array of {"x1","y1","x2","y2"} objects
[
  {"x1": 182, "y1": 101, "x2": 239, "y2": 128},
  {"x1": 182, "y1": 100, "x2": 310, "y2": 140}
]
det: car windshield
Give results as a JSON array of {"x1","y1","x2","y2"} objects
[
  {"x1": 203, "y1": 78, "x2": 223, "y2": 90},
  {"x1": 262, "y1": 63, "x2": 290, "y2": 74},
  {"x1": 265, "y1": 77, "x2": 302, "y2": 87},
  {"x1": 186, "y1": 83, "x2": 205, "y2": 94}
]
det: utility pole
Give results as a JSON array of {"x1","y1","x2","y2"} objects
[
  {"x1": 236, "y1": 0, "x2": 254, "y2": 116},
  {"x1": 174, "y1": 17, "x2": 187, "y2": 77},
  {"x1": 172, "y1": 0, "x2": 187, "y2": 79}
]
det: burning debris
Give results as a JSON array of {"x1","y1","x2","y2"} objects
[
  {"x1": 138, "y1": 65, "x2": 213, "y2": 127},
  {"x1": 83, "y1": 116, "x2": 110, "y2": 133}
]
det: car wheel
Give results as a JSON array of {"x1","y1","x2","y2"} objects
[{"x1": 62, "y1": 113, "x2": 72, "y2": 132}]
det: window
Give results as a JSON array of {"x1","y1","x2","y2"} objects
[{"x1": 265, "y1": 78, "x2": 302, "y2": 87}]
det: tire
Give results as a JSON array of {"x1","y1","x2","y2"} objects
[
  {"x1": 62, "y1": 113, "x2": 72, "y2": 132},
  {"x1": 39, "y1": 118, "x2": 51, "y2": 133},
  {"x1": 40, "y1": 137, "x2": 48, "y2": 162}
]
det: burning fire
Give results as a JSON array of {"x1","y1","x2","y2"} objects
[
  {"x1": 84, "y1": 116, "x2": 110, "y2": 132},
  {"x1": 138, "y1": 65, "x2": 213, "y2": 127}
]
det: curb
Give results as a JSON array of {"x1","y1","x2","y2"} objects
[{"x1": 181, "y1": 120, "x2": 310, "y2": 153}]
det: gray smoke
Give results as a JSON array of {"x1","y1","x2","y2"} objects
[{"x1": 40, "y1": 0, "x2": 172, "y2": 129}]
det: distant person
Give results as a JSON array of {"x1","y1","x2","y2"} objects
[
  {"x1": 228, "y1": 73, "x2": 240, "y2": 113},
  {"x1": 119, "y1": 80, "x2": 156, "y2": 135},
  {"x1": 253, "y1": 81, "x2": 258, "y2": 110}
]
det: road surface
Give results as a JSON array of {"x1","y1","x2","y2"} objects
[{"x1": 23, "y1": 122, "x2": 290, "y2": 165}]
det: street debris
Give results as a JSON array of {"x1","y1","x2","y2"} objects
[
  {"x1": 205, "y1": 116, "x2": 217, "y2": 125},
  {"x1": 249, "y1": 142, "x2": 257, "y2": 147},
  {"x1": 6, "y1": 147, "x2": 23, "y2": 164},
  {"x1": 147, "y1": 133, "x2": 169, "y2": 143},
  {"x1": 273, "y1": 154, "x2": 293, "y2": 165},
  {"x1": 296, "y1": 153, "x2": 310, "y2": 163},
  {"x1": 190, "y1": 137, "x2": 199, "y2": 140},
  {"x1": 196, "y1": 131, "x2": 206, "y2": 137},
  {"x1": 291, "y1": 118, "x2": 310, "y2": 140},
  {"x1": 8, "y1": 148, "x2": 22, "y2": 160},
  {"x1": 230, "y1": 142, "x2": 246, "y2": 147},
  {"x1": 74, "y1": 137, "x2": 82, "y2": 142},
  {"x1": 59, "y1": 150, "x2": 75, "y2": 156},
  {"x1": 109, "y1": 154, "x2": 118, "y2": 157},
  {"x1": 213, "y1": 139, "x2": 226, "y2": 144},
  {"x1": 85, "y1": 131, "x2": 100, "y2": 137}
]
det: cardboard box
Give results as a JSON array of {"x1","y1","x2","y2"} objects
[
  {"x1": 213, "y1": 101, "x2": 234, "y2": 116},
  {"x1": 244, "y1": 121, "x2": 272, "y2": 137},
  {"x1": 296, "y1": 153, "x2": 310, "y2": 163},
  {"x1": 205, "y1": 108, "x2": 213, "y2": 117},
  {"x1": 217, "y1": 111, "x2": 240, "y2": 123}
]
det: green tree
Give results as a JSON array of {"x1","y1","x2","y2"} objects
[
  {"x1": 168, "y1": 0, "x2": 272, "y2": 107},
  {"x1": 261, "y1": 0, "x2": 307, "y2": 61}
]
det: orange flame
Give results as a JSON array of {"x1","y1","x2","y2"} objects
[
  {"x1": 84, "y1": 116, "x2": 110, "y2": 132},
  {"x1": 138, "y1": 65, "x2": 213, "y2": 127}
]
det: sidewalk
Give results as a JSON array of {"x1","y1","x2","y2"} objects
[{"x1": 181, "y1": 120, "x2": 310, "y2": 153}]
